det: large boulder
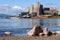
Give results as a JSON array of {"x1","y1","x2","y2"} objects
[{"x1": 27, "y1": 25, "x2": 43, "y2": 36}]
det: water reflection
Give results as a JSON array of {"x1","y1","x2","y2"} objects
[{"x1": 0, "y1": 18, "x2": 59, "y2": 36}]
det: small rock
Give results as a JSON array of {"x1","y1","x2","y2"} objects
[
  {"x1": 43, "y1": 27, "x2": 52, "y2": 36},
  {"x1": 4, "y1": 31, "x2": 11, "y2": 36},
  {"x1": 47, "y1": 31, "x2": 52, "y2": 36},
  {"x1": 56, "y1": 31, "x2": 60, "y2": 34},
  {"x1": 43, "y1": 27, "x2": 48, "y2": 35},
  {"x1": 52, "y1": 32, "x2": 57, "y2": 35}
]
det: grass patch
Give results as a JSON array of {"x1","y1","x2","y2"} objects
[{"x1": 51, "y1": 15, "x2": 60, "y2": 18}]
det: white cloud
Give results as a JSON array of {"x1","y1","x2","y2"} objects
[
  {"x1": 12, "y1": 6, "x2": 22, "y2": 10},
  {"x1": 0, "y1": 5, "x2": 23, "y2": 15}
]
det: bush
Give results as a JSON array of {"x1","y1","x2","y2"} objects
[{"x1": 53, "y1": 13, "x2": 58, "y2": 16}]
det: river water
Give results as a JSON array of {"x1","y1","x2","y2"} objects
[{"x1": 0, "y1": 18, "x2": 60, "y2": 36}]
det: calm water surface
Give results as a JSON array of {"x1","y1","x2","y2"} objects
[{"x1": 0, "y1": 18, "x2": 60, "y2": 36}]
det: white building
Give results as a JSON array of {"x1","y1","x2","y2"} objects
[{"x1": 56, "y1": 8, "x2": 60, "y2": 15}]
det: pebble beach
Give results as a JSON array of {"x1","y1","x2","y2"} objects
[{"x1": 0, "y1": 34, "x2": 60, "y2": 40}]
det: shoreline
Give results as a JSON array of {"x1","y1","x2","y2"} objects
[
  {"x1": 18, "y1": 17, "x2": 60, "y2": 19},
  {"x1": 0, "y1": 34, "x2": 60, "y2": 40}
]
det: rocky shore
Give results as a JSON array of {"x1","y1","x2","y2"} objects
[
  {"x1": 0, "y1": 34, "x2": 60, "y2": 40},
  {"x1": 1, "y1": 25, "x2": 60, "y2": 40}
]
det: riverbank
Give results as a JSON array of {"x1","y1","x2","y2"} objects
[
  {"x1": 0, "y1": 34, "x2": 60, "y2": 40},
  {"x1": 51, "y1": 15, "x2": 60, "y2": 18},
  {"x1": 19, "y1": 15, "x2": 60, "y2": 19}
]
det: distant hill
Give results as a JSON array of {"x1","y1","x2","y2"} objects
[{"x1": 0, "y1": 14, "x2": 11, "y2": 17}]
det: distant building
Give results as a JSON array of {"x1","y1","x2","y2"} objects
[
  {"x1": 29, "y1": 5, "x2": 34, "y2": 14},
  {"x1": 23, "y1": 2, "x2": 44, "y2": 17},
  {"x1": 55, "y1": 8, "x2": 60, "y2": 15},
  {"x1": 43, "y1": 8, "x2": 50, "y2": 11},
  {"x1": 44, "y1": 7, "x2": 58, "y2": 15},
  {"x1": 20, "y1": 2, "x2": 59, "y2": 18},
  {"x1": 44, "y1": 10, "x2": 53, "y2": 15},
  {"x1": 25, "y1": 2, "x2": 44, "y2": 17},
  {"x1": 34, "y1": 2, "x2": 43, "y2": 16}
]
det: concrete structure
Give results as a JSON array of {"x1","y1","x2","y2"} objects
[
  {"x1": 24, "y1": 2, "x2": 43, "y2": 17},
  {"x1": 29, "y1": 5, "x2": 34, "y2": 14},
  {"x1": 21, "y1": 2, "x2": 59, "y2": 18},
  {"x1": 44, "y1": 7, "x2": 58, "y2": 15},
  {"x1": 55, "y1": 8, "x2": 60, "y2": 15},
  {"x1": 34, "y1": 2, "x2": 43, "y2": 16}
]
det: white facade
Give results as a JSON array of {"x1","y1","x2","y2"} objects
[
  {"x1": 55, "y1": 8, "x2": 60, "y2": 15},
  {"x1": 29, "y1": 5, "x2": 34, "y2": 14}
]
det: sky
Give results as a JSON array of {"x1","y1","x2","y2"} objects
[
  {"x1": 0, "y1": 0, "x2": 60, "y2": 15},
  {"x1": 0, "y1": 0, "x2": 60, "y2": 8}
]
